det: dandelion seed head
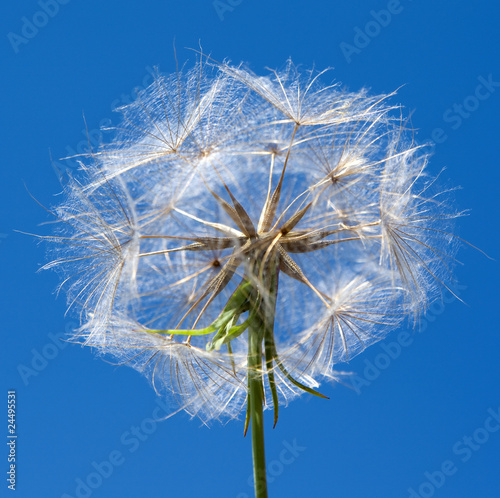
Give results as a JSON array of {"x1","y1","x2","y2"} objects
[{"x1": 43, "y1": 55, "x2": 463, "y2": 422}]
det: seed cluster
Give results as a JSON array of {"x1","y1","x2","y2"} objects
[{"x1": 43, "y1": 56, "x2": 460, "y2": 422}]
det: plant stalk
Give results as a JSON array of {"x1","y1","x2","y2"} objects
[
  {"x1": 248, "y1": 318, "x2": 268, "y2": 498},
  {"x1": 247, "y1": 259, "x2": 280, "y2": 498}
]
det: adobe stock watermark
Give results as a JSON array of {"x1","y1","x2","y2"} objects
[
  {"x1": 428, "y1": 74, "x2": 500, "y2": 146},
  {"x1": 61, "y1": 397, "x2": 173, "y2": 498},
  {"x1": 213, "y1": 0, "x2": 243, "y2": 21},
  {"x1": 7, "y1": 0, "x2": 72, "y2": 54},
  {"x1": 51, "y1": 65, "x2": 157, "y2": 184},
  {"x1": 236, "y1": 439, "x2": 306, "y2": 498},
  {"x1": 339, "y1": 0, "x2": 413, "y2": 64},
  {"x1": 408, "y1": 405, "x2": 500, "y2": 497},
  {"x1": 348, "y1": 284, "x2": 467, "y2": 395},
  {"x1": 17, "y1": 321, "x2": 76, "y2": 386}
]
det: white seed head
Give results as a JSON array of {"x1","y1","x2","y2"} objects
[{"x1": 44, "y1": 55, "x2": 462, "y2": 422}]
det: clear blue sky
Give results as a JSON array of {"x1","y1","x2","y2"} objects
[{"x1": 2, "y1": 1, "x2": 499, "y2": 497}]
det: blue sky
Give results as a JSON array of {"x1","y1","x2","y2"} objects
[{"x1": 1, "y1": 1, "x2": 499, "y2": 497}]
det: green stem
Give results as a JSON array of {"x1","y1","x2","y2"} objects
[{"x1": 248, "y1": 324, "x2": 268, "y2": 498}]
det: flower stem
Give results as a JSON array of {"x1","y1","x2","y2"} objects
[
  {"x1": 247, "y1": 259, "x2": 280, "y2": 498},
  {"x1": 248, "y1": 325, "x2": 268, "y2": 498}
]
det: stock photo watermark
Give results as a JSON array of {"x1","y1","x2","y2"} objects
[
  {"x1": 347, "y1": 284, "x2": 467, "y2": 394},
  {"x1": 60, "y1": 397, "x2": 173, "y2": 498},
  {"x1": 408, "y1": 405, "x2": 500, "y2": 497},
  {"x1": 17, "y1": 321, "x2": 76, "y2": 386},
  {"x1": 339, "y1": 0, "x2": 413, "y2": 64},
  {"x1": 7, "y1": 0, "x2": 72, "y2": 54},
  {"x1": 213, "y1": 0, "x2": 244, "y2": 21},
  {"x1": 428, "y1": 74, "x2": 500, "y2": 145},
  {"x1": 6, "y1": 390, "x2": 17, "y2": 491},
  {"x1": 236, "y1": 439, "x2": 306, "y2": 498}
]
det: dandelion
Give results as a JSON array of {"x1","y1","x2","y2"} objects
[{"x1": 42, "y1": 54, "x2": 462, "y2": 498}]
